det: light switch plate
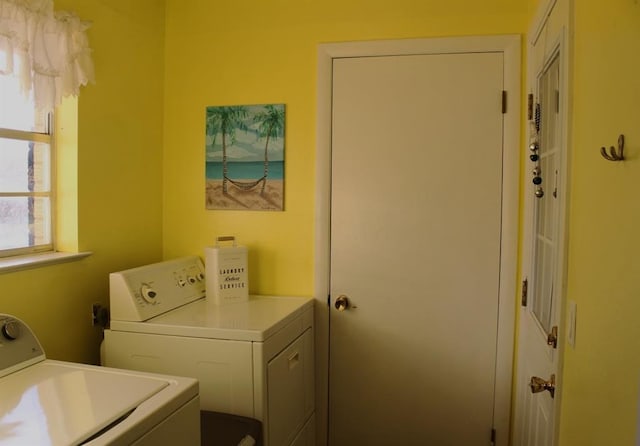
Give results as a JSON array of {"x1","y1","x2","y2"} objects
[{"x1": 567, "y1": 300, "x2": 577, "y2": 348}]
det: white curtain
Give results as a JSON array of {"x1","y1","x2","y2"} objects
[{"x1": 0, "y1": 0, "x2": 94, "y2": 112}]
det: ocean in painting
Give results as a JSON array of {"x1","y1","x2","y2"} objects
[{"x1": 206, "y1": 161, "x2": 284, "y2": 180}]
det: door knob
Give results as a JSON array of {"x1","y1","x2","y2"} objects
[
  {"x1": 335, "y1": 295, "x2": 350, "y2": 311},
  {"x1": 530, "y1": 374, "x2": 555, "y2": 398}
]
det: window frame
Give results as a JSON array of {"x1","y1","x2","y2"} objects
[{"x1": 0, "y1": 114, "x2": 56, "y2": 258}]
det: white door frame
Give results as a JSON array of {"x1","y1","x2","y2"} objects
[
  {"x1": 315, "y1": 35, "x2": 521, "y2": 446},
  {"x1": 513, "y1": 0, "x2": 573, "y2": 443}
]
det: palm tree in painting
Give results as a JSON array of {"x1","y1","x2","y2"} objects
[
  {"x1": 253, "y1": 105, "x2": 284, "y2": 195},
  {"x1": 205, "y1": 112, "x2": 219, "y2": 150},
  {"x1": 206, "y1": 106, "x2": 248, "y2": 193}
]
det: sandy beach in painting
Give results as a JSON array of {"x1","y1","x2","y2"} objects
[{"x1": 206, "y1": 179, "x2": 283, "y2": 211}]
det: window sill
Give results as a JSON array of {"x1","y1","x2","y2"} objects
[{"x1": 0, "y1": 251, "x2": 92, "y2": 274}]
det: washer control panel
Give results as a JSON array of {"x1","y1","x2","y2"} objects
[
  {"x1": 0, "y1": 314, "x2": 45, "y2": 378},
  {"x1": 109, "y1": 256, "x2": 206, "y2": 322}
]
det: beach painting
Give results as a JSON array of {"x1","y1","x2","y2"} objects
[{"x1": 205, "y1": 104, "x2": 285, "y2": 211}]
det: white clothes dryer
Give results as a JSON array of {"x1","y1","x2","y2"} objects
[
  {"x1": 0, "y1": 313, "x2": 200, "y2": 446},
  {"x1": 102, "y1": 256, "x2": 315, "y2": 446}
]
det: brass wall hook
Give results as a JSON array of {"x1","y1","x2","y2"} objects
[{"x1": 600, "y1": 134, "x2": 625, "y2": 161}]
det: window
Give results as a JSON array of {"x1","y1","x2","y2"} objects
[{"x1": 0, "y1": 55, "x2": 54, "y2": 257}]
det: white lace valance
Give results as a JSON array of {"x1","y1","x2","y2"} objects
[{"x1": 0, "y1": 0, "x2": 94, "y2": 112}]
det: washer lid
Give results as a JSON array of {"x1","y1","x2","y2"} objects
[{"x1": 0, "y1": 362, "x2": 168, "y2": 445}]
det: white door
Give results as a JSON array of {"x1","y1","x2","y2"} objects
[
  {"x1": 514, "y1": 53, "x2": 562, "y2": 446},
  {"x1": 513, "y1": 7, "x2": 570, "y2": 445},
  {"x1": 329, "y1": 50, "x2": 510, "y2": 445}
]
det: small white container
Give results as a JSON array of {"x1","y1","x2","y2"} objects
[{"x1": 205, "y1": 236, "x2": 249, "y2": 305}]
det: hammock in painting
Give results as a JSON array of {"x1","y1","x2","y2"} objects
[{"x1": 224, "y1": 174, "x2": 266, "y2": 191}]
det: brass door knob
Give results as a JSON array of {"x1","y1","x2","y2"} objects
[
  {"x1": 530, "y1": 374, "x2": 555, "y2": 398},
  {"x1": 335, "y1": 295, "x2": 350, "y2": 311}
]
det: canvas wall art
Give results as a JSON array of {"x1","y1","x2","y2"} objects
[{"x1": 205, "y1": 104, "x2": 285, "y2": 211}]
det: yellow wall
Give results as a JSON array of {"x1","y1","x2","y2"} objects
[
  {"x1": 162, "y1": 0, "x2": 528, "y2": 296},
  {"x1": 560, "y1": 0, "x2": 640, "y2": 444},
  {"x1": 0, "y1": 0, "x2": 165, "y2": 364}
]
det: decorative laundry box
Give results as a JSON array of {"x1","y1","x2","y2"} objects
[{"x1": 205, "y1": 236, "x2": 249, "y2": 305}]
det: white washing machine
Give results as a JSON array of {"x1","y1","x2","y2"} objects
[
  {"x1": 102, "y1": 256, "x2": 315, "y2": 446},
  {"x1": 0, "y1": 313, "x2": 200, "y2": 446}
]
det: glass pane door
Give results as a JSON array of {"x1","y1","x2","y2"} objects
[{"x1": 531, "y1": 54, "x2": 561, "y2": 333}]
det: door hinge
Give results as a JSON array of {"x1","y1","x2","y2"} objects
[
  {"x1": 501, "y1": 90, "x2": 507, "y2": 114},
  {"x1": 527, "y1": 93, "x2": 534, "y2": 120},
  {"x1": 547, "y1": 325, "x2": 559, "y2": 349},
  {"x1": 521, "y1": 278, "x2": 528, "y2": 307},
  {"x1": 490, "y1": 427, "x2": 496, "y2": 446}
]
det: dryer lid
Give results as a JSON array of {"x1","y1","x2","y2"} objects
[
  {"x1": 110, "y1": 295, "x2": 313, "y2": 341},
  {"x1": 0, "y1": 361, "x2": 168, "y2": 445}
]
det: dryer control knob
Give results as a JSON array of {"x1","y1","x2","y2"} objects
[
  {"x1": 2, "y1": 320, "x2": 21, "y2": 340},
  {"x1": 140, "y1": 285, "x2": 158, "y2": 303}
]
